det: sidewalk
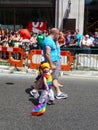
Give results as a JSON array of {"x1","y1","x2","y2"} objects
[
  {"x1": 63, "y1": 70, "x2": 98, "y2": 78},
  {"x1": 0, "y1": 65, "x2": 98, "y2": 78}
]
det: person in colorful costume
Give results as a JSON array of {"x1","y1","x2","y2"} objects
[{"x1": 39, "y1": 62, "x2": 55, "y2": 105}]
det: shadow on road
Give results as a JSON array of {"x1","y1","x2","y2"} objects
[{"x1": 25, "y1": 85, "x2": 39, "y2": 106}]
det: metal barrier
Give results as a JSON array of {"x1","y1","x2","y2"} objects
[
  {"x1": 61, "y1": 47, "x2": 98, "y2": 70},
  {"x1": 73, "y1": 54, "x2": 98, "y2": 70}
]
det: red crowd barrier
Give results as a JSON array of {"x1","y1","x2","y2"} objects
[
  {"x1": 0, "y1": 47, "x2": 74, "y2": 71},
  {"x1": 0, "y1": 46, "x2": 26, "y2": 67},
  {"x1": 60, "y1": 51, "x2": 74, "y2": 71},
  {"x1": 28, "y1": 50, "x2": 74, "y2": 71},
  {"x1": 28, "y1": 50, "x2": 43, "y2": 69}
]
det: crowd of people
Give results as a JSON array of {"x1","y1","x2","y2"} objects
[
  {"x1": 58, "y1": 29, "x2": 98, "y2": 55},
  {"x1": 0, "y1": 27, "x2": 47, "y2": 51},
  {"x1": 0, "y1": 27, "x2": 98, "y2": 55},
  {"x1": 1, "y1": 26, "x2": 98, "y2": 106}
]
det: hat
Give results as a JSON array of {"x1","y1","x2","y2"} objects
[
  {"x1": 41, "y1": 62, "x2": 50, "y2": 69},
  {"x1": 85, "y1": 34, "x2": 89, "y2": 38}
]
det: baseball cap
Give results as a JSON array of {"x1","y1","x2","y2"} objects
[{"x1": 85, "y1": 34, "x2": 89, "y2": 38}]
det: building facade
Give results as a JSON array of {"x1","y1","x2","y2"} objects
[
  {"x1": 0, "y1": 0, "x2": 85, "y2": 34},
  {"x1": 85, "y1": 0, "x2": 98, "y2": 33},
  {"x1": 0, "y1": 0, "x2": 55, "y2": 30},
  {"x1": 55, "y1": 0, "x2": 85, "y2": 34}
]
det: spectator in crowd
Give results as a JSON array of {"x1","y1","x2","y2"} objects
[
  {"x1": 93, "y1": 31, "x2": 98, "y2": 54},
  {"x1": 0, "y1": 29, "x2": 2, "y2": 43},
  {"x1": 36, "y1": 30, "x2": 46, "y2": 49},
  {"x1": 89, "y1": 32, "x2": 94, "y2": 43},
  {"x1": 43, "y1": 30, "x2": 49, "y2": 37},
  {"x1": 82, "y1": 34, "x2": 94, "y2": 54},
  {"x1": 94, "y1": 31, "x2": 98, "y2": 39},
  {"x1": 64, "y1": 30, "x2": 78, "y2": 55},
  {"x1": 21, "y1": 38, "x2": 31, "y2": 52},
  {"x1": 89, "y1": 32, "x2": 95, "y2": 54},
  {"x1": 64, "y1": 30, "x2": 71, "y2": 47},
  {"x1": 67, "y1": 31, "x2": 78, "y2": 55},
  {"x1": 30, "y1": 32, "x2": 38, "y2": 50},
  {"x1": 0, "y1": 27, "x2": 5, "y2": 36},
  {"x1": 0, "y1": 33, "x2": 8, "y2": 47},
  {"x1": 13, "y1": 32, "x2": 21, "y2": 48},
  {"x1": 75, "y1": 29, "x2": 83, "y2": 54},
  {"x1": 75, "y1": 29, "x2": 82, "y2": 47},
  {"x1": 58, "y1": 31, "x2": 66, "y2": 48}
]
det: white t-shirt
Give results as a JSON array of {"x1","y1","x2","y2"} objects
[{"x1": 82, "y1": 38, "x2": 93, "y2": 48}]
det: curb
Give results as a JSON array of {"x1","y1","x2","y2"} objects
[
  {"x1": 63, "y1": 71, "x2": 98, "y2": 78},
  {"x1": 0, "y1": 66, "x2": 37, "y2": 75},
  {"x1": 0, "y1": 65, "x2": 98, "y2": 78}
]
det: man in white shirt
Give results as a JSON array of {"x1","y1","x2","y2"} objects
[{"x1": 82, "y1": 35, "x2": 94, "y2": 54}]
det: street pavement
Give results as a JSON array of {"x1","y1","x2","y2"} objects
[
  {"x1": 0, "y1": 65, "x2": 98, "y2": 78},
  {"x1": 0, "y1": 73, "x2": 98, "y2": 130}
]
